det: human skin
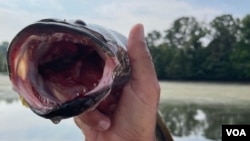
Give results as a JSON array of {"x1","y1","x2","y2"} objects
[{"x1": 74, "y1": 24, "x2": 160, "y2": 141}]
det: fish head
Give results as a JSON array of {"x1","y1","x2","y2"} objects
[{"x1": 7, "y1": 19, "x2": 131, "y2": 122}]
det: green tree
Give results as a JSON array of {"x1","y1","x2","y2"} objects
[
  {"x1": 147, "y1": 30, "x2": 162, "y2": 48},
  {"x1": 0, "y1": 41, "x2": 9, "y2": 72},
  {"x1": 230, "y1": 14, "x2": 250, "y2": 80},
  {"x1": 164, "y1": 17, "x2": 207, "y2": 49},
  {"x1": 147, "y1": 14, "x2": 250, "y2": 81},
  {"x1": 146, "y1": 30, "x2": 167, "y2": 79},
  {"x1": 164, "y1": 17, "x2": 208, "y2": 79},
  {"x1": 203, "y1": 15, "x2": 240, "y2": 80},
  {"x1": 153, "y1": 44, "x2": 176, "y2": 79}
]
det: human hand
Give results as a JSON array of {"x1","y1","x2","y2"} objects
[{"x1": 74, "y1": 24, "x2": 160, "y2": 141}]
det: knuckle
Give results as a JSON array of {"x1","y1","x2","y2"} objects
[
  {"x1": 153, "y1": 81, "x2": 161, "y2": 95},
  {"x1": 149, "y1": 81, "x2": 161, "y2": 99}
]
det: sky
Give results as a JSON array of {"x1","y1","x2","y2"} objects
[{"x1": 0, "y1": 0, "x2": 250, "y2": 42}]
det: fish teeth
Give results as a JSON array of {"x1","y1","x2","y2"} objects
[
  {"x1": 76, "y1": 92, "x2": 80, "y2": 97},
  {"x1": 50, "y1": 84, "x2": 89, "y2": 103},
  {"x1": 83, "y1": 88, "x2": 87, "y2": 93},
  {"x1": 38, "y1": 95, "x2": 50, "y2": 105}
]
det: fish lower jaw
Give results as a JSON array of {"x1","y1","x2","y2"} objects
[{"x1": 27, "y1": 57, "x2": 119, "y2": 116}]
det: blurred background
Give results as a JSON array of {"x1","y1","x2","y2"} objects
[{"x1": 1, "y1": 0, "x2": 250, "y2": 141}]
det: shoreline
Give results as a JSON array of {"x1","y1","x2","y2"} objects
[
  {"x1": 159, "y1": 81, "x2": 250, "y2": 106},
  {"x1": 1, "y1": 72, "x2": 250, "y2": 84},
  {"x1": 1, "y1": 74, "x2": 250, "y2": 106}
]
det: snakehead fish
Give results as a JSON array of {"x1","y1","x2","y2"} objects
[{"x1": 7, "y1": 19, "x2": 173, "y2": 141}]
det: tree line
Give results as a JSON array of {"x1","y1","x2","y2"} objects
[
  {"x1": 146, "y1": 14, "x2": 250, "y2": 81},
  {"x1": 1, "y1": 14, "x2": 250, "y2": 81},
  {"x1": 0, "y1": 42, "x2": 8, "y2": 72}
]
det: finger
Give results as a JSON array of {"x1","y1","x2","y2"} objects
[
  {"x1": 74, "y1": 109, "x2": 111, "y2": 131},
  {"x1": 109, "y1": 24, "x2": 159, "y2": 139},
  {"x1": 127, "y1": 24, "x2": 158, "y2": 84},
  {"x1": 127, "y1": 24, "x2": 160, "y2": 105}
]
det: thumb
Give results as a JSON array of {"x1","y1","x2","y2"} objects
[
  {"x1": 127, "y1": 24, "x2": 160, "y2": 106},
  {"x1": 113, "y1": 24, "x2": 160, "y2": 140}
]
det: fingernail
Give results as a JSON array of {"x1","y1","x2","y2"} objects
[
  {"x1": 137, "y1": 24, "x2": 149, "y2": 52},
  {"x1": 138, "y1": 24, "x2": 145, "y2": 40},
  {"x1": 98, "y1": 120, "x2": 110, "y2": 131}
]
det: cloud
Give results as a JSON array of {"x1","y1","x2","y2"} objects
[
  {"x1": 0, "y1": 7, "x2": 42, "y2": 41},
  {"x1": 0, "y1": 0, "x2": 225, "y2": 42},
  {"x1": 85, "y1": 0, "x2": 223, "y2": 36}
]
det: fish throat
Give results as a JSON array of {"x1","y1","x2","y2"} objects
[{"x1": 35, "y1": 34, "x2": 105, "y2": 103}]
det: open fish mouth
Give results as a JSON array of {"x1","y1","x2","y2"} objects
[
  {"x1": 7, "y1": 19, "x2": 130, "y2": 122},
  {"x1": 7, "y1": 19, "x2": 174, "y2": 141}
]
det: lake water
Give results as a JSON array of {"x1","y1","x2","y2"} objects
[{"x1": 1, "y1": 74, "x2": 250, "y2": 141}]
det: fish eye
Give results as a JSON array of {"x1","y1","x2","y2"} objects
[{"x1": 75, "y1": 20, "x2": 86, "y2": 26}]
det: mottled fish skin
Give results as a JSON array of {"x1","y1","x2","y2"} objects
[{"x1": 7, "y1": 19, "x2": 173, "y2": 141}]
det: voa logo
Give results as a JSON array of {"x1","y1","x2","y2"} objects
[{"x1": 226, "y1": 129, "x2": 246, "y2": 136}]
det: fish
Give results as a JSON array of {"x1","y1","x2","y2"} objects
[{"x1": 7, "y1": 19, "x2": 173, "y2": 141}]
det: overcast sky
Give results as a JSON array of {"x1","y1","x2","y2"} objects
[{"x1": 1, "y1": 0, "x2": 250, "y2": 42}]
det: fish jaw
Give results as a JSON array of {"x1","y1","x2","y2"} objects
[{"x1": 7, "y1": 19, "x2": 130, "y2": 120}]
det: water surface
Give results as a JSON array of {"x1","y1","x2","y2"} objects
[
  {"x1": 159, "y1": 102, "x2": 250, "y2": 141},
  {"x1": 1, "y1": 74, "x2": 250, "y2": 141},
  {"x1": 0, "y1": 100, "x2": 83, "y2": 141}
]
